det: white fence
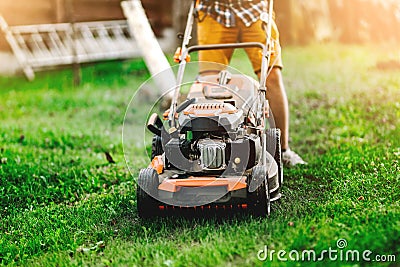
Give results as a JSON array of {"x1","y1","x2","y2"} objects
[{"x1": 0, "y1": 16, "x2": 174, "y2": 80}]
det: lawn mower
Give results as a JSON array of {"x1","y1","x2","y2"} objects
[{"x1": 137, "y1": 0, "x2": 282, "y2": 218}]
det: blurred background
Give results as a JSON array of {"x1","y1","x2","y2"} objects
[
  {"x1": 0, "y1": 0, "x2": 399, "y2": 77},
  {"x1": 0, "y1": 0, "x2": 399, "y2": 49}
]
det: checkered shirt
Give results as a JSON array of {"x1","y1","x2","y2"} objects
[{"x1": 197, "y1": 0, "x2": 267, "y2": 27}]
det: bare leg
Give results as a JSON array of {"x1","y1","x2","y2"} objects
[{"x1": 266, "y1": 67, "x2": 289, "y2": 150}]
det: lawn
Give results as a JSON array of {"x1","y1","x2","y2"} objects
[{"x1": 0, "y1": 44, "x2": 399, "y2": 266}]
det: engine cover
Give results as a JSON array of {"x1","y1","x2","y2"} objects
[{"x1": 179, "y1": 102, "x2": 243, "y2": 133}]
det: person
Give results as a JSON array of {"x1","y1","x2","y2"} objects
[{"x1": 196, "y1": 0, "x2": 306, "y2": 166}]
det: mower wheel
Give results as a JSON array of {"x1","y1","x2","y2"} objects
[
  {"x1": 137, "y1": 168, "x2": 160, "y2": 218},
  {"x1": 248, "y1": 166, "x2": 270, "y2": 217},
  {"x1": 151, "y1": 135, "x2": 163, "y2": 159},
  {"x1": 266, "y1": 128, "x2": 283, "y2": 187}
]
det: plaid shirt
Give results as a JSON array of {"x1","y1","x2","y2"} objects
[{"x1": 197, "y1": 0, "x2": 267, "y2": 27}]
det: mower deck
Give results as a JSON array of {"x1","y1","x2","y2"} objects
[{"x1": 155, "y1": 151, "x2": 281, "y2": 207}]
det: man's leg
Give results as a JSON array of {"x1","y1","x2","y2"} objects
[
  {"x1": 242, "y1": 19, "x2": 306, "y2": 165},
  {"x1": 267, "y1": 68, "x2": 306, "y2": 165},
  {"x1": 266, "y1": 67, "x2": 289, "y2": 150},
  {"x1": 241, "y1": 19, "x2": 288, "y2": 147}
]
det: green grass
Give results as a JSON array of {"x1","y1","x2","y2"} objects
[{"x1": 0, "y1": 44, "x2": 399, "y2": 266}]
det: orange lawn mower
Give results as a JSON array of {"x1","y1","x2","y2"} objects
[{"x1": 137, "y1": 0, "x2": 282, "y2": 218}]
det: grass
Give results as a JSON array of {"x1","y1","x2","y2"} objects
[{"x1": 0, "y1": 44, "x2": 399, "y2": 266}]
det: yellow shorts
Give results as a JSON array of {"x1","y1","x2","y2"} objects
[{"x1": 197, "y1": 11, "x2": 283, "y2": 75}]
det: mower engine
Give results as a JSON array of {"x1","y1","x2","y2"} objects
[{"x1": 163, "y1": 101, "x2": 260, "y2": 175}]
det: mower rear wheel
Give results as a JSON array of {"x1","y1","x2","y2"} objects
[
  {"x1": 151, "y1": 135, "x2": 163, "y2": 159},
  {"x1": 137, "y1": 168, "x2": 160, "y2": 218},
  {"x1": 266, "y1": 128, "x2": 283, "y2": 187},
  {"x1": 248, "y1": 166, "x2": 270, "y2": 217}
]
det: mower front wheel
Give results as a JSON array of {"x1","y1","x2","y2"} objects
[{"x1": 137, "y1": 168, "x2": 160, "y2": 219}]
